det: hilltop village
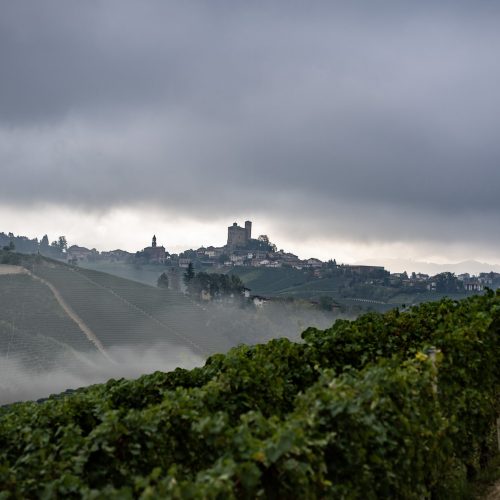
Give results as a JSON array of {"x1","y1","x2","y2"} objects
[
  {"x1": 70, "y1": 220, "x2": 389, "y2": 284},
  {"x1": 69, "y1": 220, "x2": 331, "y2": 270},
  {"x1": 1, "y1": 222, "x2": 499, "y2": 299}
]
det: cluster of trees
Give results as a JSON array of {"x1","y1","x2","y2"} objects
[
  {"x1": 245, "y1": 234, "x2": 277, "y2": 253},
  {"x1": 317, "y1": 263, "x2": 389, "y2": 286},
  {"x1": 156, "y1": 272, "x2": 169, "y2": 288},
  {"x1": 318, "y1": 295, "x2": 341, "y2": 311},
  {"x1": 0, "y1": 232, "x2": 37, "y2": 254},
  {"x1": 183, "y1": 263, "x2": 246, "y2": 300},
  {"x1": 2, "y1": 241, "x2": 15, "y2": 252},
  {"x1": 38, "y1": 235, "x2": 67, "y2": 259},
  {"x1": 0, "y1": 246, "x2": 21, "y2": 264},
  {"x1": 433, "y1": 271, "x2": 463, "y2": 293},
  {"x1": 0, "y1": 232, "x2": 67, "y2": 258},
  {"x1": 156, "y1": 269, "x2": 182, "y2": 291}
]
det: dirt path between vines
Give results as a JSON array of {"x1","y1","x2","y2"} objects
[
  {"x1": 484, "y1": 480, "x2": 500, "y2": 500},
  {"x1": 25, "y1": 269, "x2": 113, "y2": 363},
  {"x1": 0, "y1": 265, "x2": 26, "y2": 275}
]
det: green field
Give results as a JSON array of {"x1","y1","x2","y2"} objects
[
  {"x1": 30, "y1": 259, "x2": 224, "y2": 356},
  {"x1": 228, "y1": 267, "x2": 478, "y2": 313},
  {"x1": 79, "y1": 261, "x2": 166, "y2": 287},
  {"x1": 79, "y1": 263, "x2": 479, "y2": 313},
  {"x1": 228, "y1": 266, "x2": 309, "y2": 295},
  {"x1": 0, "y1": 272, "x2": 99, "y2": 371}
]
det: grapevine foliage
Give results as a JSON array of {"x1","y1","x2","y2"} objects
[{"x1": 1, "y1": 292, "x2": 499, "y2": 498}]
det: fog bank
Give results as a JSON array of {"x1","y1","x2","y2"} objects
[{"x1": 0, "y1": 343, "x2": 203, "y2": 405}]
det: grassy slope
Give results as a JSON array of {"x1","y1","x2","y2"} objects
[
  {"x1": 0, "y1": 256, "x2": 339, "y2": 376},
  {"x1": 80, "y1": 263, "x2": 313, "y2": 296},
  {"x1": 0, "y1": 273, "x2": 98, "y2": 370},
  {"x1": 78, "y1": 261, "x2": 165, "y2": 287},
  {"x1": 228, "y1": 267, "x2": 309, "y2": 295},
  {"x1": 78, "y1": 263, "x2": 477, "y2": 313},
  {"x1": 30, "y1": 259, "x2": 221, "y2": 356}
]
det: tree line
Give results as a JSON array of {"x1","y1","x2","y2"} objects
[{"x1": 157, "y1": 262, "x2": 246, "y2": 301}]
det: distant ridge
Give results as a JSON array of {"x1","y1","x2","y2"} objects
[{"x1": 355, "y1": 258, "x2": 500, "y2": 275}]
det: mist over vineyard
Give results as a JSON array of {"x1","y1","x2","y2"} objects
[
  {"x1": 0, "y1": 295, "x2": 337, "y2": 405},
  {"x1": 0, "y1": 344, "x2": 203, "y2": 405},
  {"x1": 0, "y1": 260, "x2": 336, "y2": 404}
]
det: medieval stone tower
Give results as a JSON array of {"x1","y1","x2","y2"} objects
[
  {"x1": 227, "y1": 220, "x2": 252, "y2": 251},
  {"x1": 245, "y1": 220, "x2": 252, "y2": 241}
]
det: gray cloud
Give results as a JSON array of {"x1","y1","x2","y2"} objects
[{"x1": 1, "y1": 1, "x2": 500, "y2": 249}]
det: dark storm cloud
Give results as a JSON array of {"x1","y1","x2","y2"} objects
[{"x1": 1, "y1": 0, "x2": 500, "y2": 245}]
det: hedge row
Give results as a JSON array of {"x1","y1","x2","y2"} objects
[{"x1": 0, "y1": 291, "x2": 499, "y2": 498}]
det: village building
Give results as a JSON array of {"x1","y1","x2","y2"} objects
[
  {"x1": 252, "y1": 295, "x2": 268, "y2": 307},
  {"x1": 230, "y1": 255, "x2": 245, "y2": 265},
  {"x1": 143, "y1": 235, "x2": 167, "y2": 264},
  {"x1": 346, "y1": 265, "x2": 386, "y2": 276},
  {"x1": 195, "y1": 247, "x2": 207, "y2": 258},
  {"x1": 178, "y1": 258, "x2": 191, "y2": 268},
  {"x1": 478, "y1": 273, "x2": 494, "y2": 286},
  {"x1": 413, "y1": 273, "x2": 430, "y2": 281},
  {"x1": 306, "y1": 258, "x2": 323, "y2": 268},
  {"x1": 463, "y1": 279, "x2": 484, "y2": 292},
  {"x1": 66, "y1": 245, "x2": 98, "y2": 262},
  {"x1": 67, "y1": 245, "x2": 99, "y2": 263},
  {"x1": 205, "y1": 246, "x2": 225, "y2": 258},
  {"x1": 251, "y1": 249, "x2": 269, "y2": 261},
  {"x1": 100, "y1": 249, "x2": 133, "y2": 262}
]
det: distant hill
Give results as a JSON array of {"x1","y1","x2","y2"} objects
[
  {"x1": 0, "y1": 255, "x2": 336, "y2": 402},
  {"x1": 227, "y1": 266, "x2": 310, "y2": 295},
  {"x1": 356, "y1": 258, "x2": 500, "y2": 275},
  {"x1": 0, "y1": 257, "x2": 213, "y2": 376},
  {"x1": 80, "y1": 262, "x2": 479, "y2": 314},
  {"x1": 80, "y1": 262, "x2": 344, "y2": 300},
  {"x1": 25, "y1": 258, "x2": 227, "y2": 356},
  {"x1": 3, "y1": 252, "x2": 490, "y2": 403},
  {"x1": 79, "y1": 261, "x2": 168, "y2": 287}
]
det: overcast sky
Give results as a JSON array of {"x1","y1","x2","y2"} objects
[{"x1": 1, "y1": 1, "x2": 499, "y2": 267}]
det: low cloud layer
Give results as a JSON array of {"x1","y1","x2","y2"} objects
[
  {"x1": 1, "y1": 1, "x2": 499, "y2": 258},
  {"x1": 0, "y1": 344, "x2": 203, "y2": 405}
]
